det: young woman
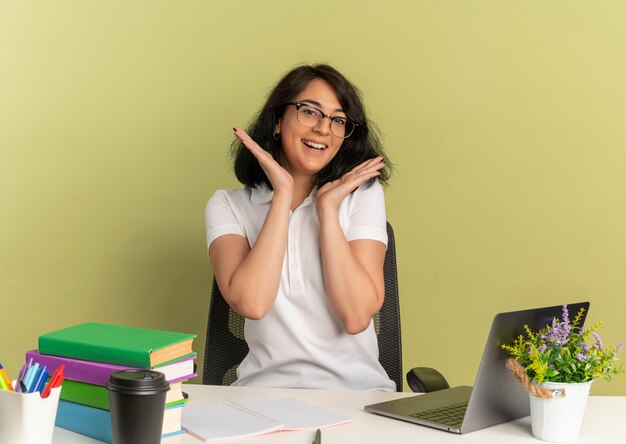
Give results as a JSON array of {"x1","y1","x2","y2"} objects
[{"x1": 205, "y1": 64, "x2": 394, "y2": 391}]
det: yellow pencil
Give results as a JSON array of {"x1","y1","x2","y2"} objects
[{"x1": 0, "y1": 363, "x2": 14, "y2": 391}]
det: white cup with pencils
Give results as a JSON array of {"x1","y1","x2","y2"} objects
[{"x1": 0, "y1": 362, "x2": 64, "y2": 444}]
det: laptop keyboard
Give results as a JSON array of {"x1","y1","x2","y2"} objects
[{"x1": 408, "y1": 401, "x2": 468, "y2": 429}]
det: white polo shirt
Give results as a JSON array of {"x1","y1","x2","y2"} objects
[{"x1": 205, "y1": 180, "x2": 395, "y2": 391}]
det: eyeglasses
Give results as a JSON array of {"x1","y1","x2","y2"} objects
[{"x1": 286, "y1": 102, "x2": 358, "y2": 138}]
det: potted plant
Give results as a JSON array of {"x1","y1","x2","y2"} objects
[{"x1": 502, "y1": 304, "x2": 623, "y2": 442}]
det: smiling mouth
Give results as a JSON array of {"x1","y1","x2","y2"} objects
[{"x1": 302, "y1": 139, "x2": 327, "y2": 151}]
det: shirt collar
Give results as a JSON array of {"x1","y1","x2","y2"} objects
[
  {"x1": 249, "y1": 185, "x2": 274, "y2": 204},
  {"x1": 249, "y1": 185, "x2": 318, "y2": 207}
]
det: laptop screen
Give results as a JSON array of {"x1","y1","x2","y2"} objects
[{"x1": 462, "y1": 302, "x2": 590, "y2": 433}]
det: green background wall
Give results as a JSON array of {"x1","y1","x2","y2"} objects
[{"x1": 2, "y1": 1, "x2": 625, "y2": 396}]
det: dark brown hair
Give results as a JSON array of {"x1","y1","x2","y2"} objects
[{"x1": 232, "y1": 64, "x2": 391, "y2": 189}]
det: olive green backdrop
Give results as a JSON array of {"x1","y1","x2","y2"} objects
[{"x1": 1, "y1": 1, "x2": 625, "y2": 396}]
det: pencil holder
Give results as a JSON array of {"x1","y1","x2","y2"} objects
[{"x1": 0, "y1": 386, "x2": 61, "y2": 444}]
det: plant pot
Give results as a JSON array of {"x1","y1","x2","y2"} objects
[{"x1": 529, "y1": 380, "x2": 592, "y2": 443}]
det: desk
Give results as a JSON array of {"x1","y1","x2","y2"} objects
[{"x1": 52, "y1": 384, "x2": 624, "y2": 443}]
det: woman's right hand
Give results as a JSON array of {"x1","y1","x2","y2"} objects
[
  {"x1": 212, "y1": 128, "x2": 293, "y2": 319},
  {"x1": 233, "y1": 128, "x2": 294, "y2": 197}
]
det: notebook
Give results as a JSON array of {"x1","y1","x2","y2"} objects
[
  {"x1": 364, "y1": 302, "x2": 590, "y2": 434},
  {"x1": 182, "y1": 397, "x2": 352, "y2": 441}
]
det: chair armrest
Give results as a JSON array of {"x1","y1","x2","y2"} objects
[{"x1": 406, "y1": 367, "x2": 450, "y2": 393}]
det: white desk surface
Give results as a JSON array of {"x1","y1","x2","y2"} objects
[{"x1": 52, "y1": 384, "x2": 624, "y2": 444}]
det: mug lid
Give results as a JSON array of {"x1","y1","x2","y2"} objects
[{"x1": 106, "y1": 370, "x2": 170, "y2": 393}]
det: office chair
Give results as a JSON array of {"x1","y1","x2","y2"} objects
[{"x1": 202, "y1": 222, "x2": 449, "y2": 393}]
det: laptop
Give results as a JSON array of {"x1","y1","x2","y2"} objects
[{"x1": 365, "y1": 302, "x2": 590, "y2": 434}]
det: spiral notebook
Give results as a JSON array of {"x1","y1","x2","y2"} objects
[{"x1": 181, "y1": 397, "x2": 352, "y2": 441}]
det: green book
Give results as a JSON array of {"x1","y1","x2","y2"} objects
[
  {"x1": 61, "y1": 379, "x2": 110, "y2": 410},
  {"x1": 60, "y1": 379, "x2": 188, "y2": 411},
  {"x1": 38, "y1": 322, "x2": 196, "y2": 368}
]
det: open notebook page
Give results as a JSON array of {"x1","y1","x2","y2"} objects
[
  {"x1": 182, "y1": 400, "x2": 283, "y2": 441},
  {"x1": 242, "y1": 398, "x2": 352, "y2": 430},
  {"x1": 182, "y1": 398, "x2": 352, "y2": 441}
]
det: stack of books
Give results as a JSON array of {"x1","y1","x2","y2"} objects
[{"x1": 32, "y1": 322, "x2": 197, "y2": 443}]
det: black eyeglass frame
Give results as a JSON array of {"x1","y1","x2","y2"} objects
[{"x1": 286, "y1": 102, "x2": 359, "y2": 139}]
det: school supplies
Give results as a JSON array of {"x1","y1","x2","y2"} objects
[
  {"x1": 181, "y1": 398, "x2": 352, "y2": 442},
  {"x1": 55, "y1": 400, "x2": 184, "y2": 443},
  {"x1": 2, "y1": 359, "x2": 63, "y2": 396},
  {"x1": 31, "y1": 366, "x2": 49, "y2": 393},
  {"x1": 22, "y1": 362, "x2": 40, "y2": 392},
  {"x1": 41, "y1": 364, "x2": 65, "y2": 398},
  {"x1": 59, "y1": 379, "x2": 187, "y2": 410},
  {"x1": 25, "y1": 350, "x2": 196, "y2": 386},
  {"x1": 0, "y1": 386, "x2": 62, "y2": 444},
  {"x1": 313, "y1": 428, "x2": 322, "y2": 444},
  {"x1": 38, "y1": 322, "x2": 196, "y2": 368},
  {"x1": 0, "y1": 363, "x2": 14, "y2": 391},
  {"x1": 0, "y1": 359, "x2": 63, "y2": 443},
  {"x1": 35, "y1": 322, "x2": 196, "y2": 441}
]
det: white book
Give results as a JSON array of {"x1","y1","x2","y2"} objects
[
  {"x1": 163, "y1": 405, "x2": 183, "y2": 435},
  {"x1": 166, "y1": 382, "x2": 184, "y2": 404},
  {"x1": 157, "y1": 356, "x2": 196, "y2": 383},
  {"x1": 182, "y1": 397, "x2": 352, "y2": 441}
]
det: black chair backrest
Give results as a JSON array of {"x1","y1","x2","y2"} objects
[{"x1": 202, "y1": 222, "x2": 403, "y2": 391}]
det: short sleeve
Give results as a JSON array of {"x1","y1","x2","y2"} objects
[
  {"x1": 344, "y1": 180, "x2": 388, "y2": 247},
  {"x1": 205, "y1": 190, "x2": 246, "y2": 249}
]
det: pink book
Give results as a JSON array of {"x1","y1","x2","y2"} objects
[{"x1": 25, "y1": 350, "x2": 197, "y2": 386}]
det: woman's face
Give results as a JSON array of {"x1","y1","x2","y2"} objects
[{"x1": 275, "y1": 79, "x2": 346, "y2": 180}]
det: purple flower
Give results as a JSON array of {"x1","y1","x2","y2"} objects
[
  {"x1": 576, "y1": 353, "x2": 588, "y2": 362},
  {"x1": 580, "y1": 340, "x2": 590, "y2": 354},
  {"x1": 562, "y1": 322, "x2": 571, "y2": 342},
  {"x1": 593, "y1": 332, "x2": 603, "y2": 350},
  {"x1": 562, "y1": 305, "x2": 570, "y2": 326},
  {"x1": 613, "y1": 342, "x2": 624, "y2": 357},
  {"x1": 538, "y1": 344, "x2": 547, "y2": 353},
  {"x1": 542, "y1": 317, "x2": 570, "y2": 346}
]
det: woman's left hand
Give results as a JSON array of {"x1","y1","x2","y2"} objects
[{"x1": 315, "y1": 156, "x2": 384, "y2": 217}]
